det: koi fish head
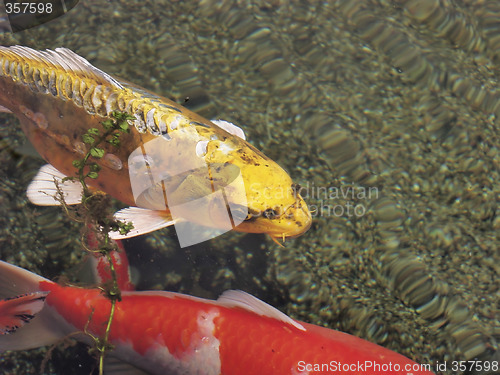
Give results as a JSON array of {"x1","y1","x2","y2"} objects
[
  {"x1": 199, "y1": 130, "x2": 312, "y2": 240},
  {"x1": 236, "y1": 187, "x2": 312, "y2": 240},
  {"x1": 127, "y1": 120, "x2": 311, "y2": 241}
]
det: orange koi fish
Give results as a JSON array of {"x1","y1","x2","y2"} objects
[
  {"x1": 0, "y1": 45, "x2": 311, "y2": 246},
  {"x1": 0, "y1": 255, "x2": 435, "y2": 375}
]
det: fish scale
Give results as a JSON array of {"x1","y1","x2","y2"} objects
[{"x1": 0, "y1": 46, "x2": 209, "y2": 142}]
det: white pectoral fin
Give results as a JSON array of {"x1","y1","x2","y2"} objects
[
  {"x1": 211, "y1": 119, "x2": 246, "y2": 140},
  {"x1": 109, "y1": 207, "x2": 176, "y2": 240},
  {"x1": 27, "y1": 164, "x2": 83, "y2": 206},
  {"x1": 0, "y1": 105, "x2": 12, "y2": 113},
  {"x1": 217, "y1": 290, "x2": 306, "y2": 331}
]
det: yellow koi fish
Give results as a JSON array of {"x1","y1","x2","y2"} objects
[{"x1": 0, "y1": 45, "x2": 311, "y2": 246}]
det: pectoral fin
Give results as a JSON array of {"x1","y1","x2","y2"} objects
[
  {"x1": 0, "y1": 105, "x2": 12, "y2": 113},
  {"x1": 109, "y1": 207, "x2": 176, "y2": 239},
  {"x1": 218, "y1": 290, "x2": 305, "y2": 332},
  {"x1": 26, "y1": 164, "x2": 83, "y2": 206}
]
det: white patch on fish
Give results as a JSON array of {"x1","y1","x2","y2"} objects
[
  {"x1": 211, "y1": 119, "x2": 246, "y2": 140},
  {"x1": 195, "y1": 140, "x2": 209, "y2": 157}
]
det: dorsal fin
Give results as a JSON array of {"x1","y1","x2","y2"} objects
[
  {"x1": 217, "y1": 290, "x2": 305, "y2": 331},
  {"x1": 0, "y1": 45, "x2": 122, "y2": 89}
]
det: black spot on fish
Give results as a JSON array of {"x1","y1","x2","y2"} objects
[{"x1": 239, "y1": 153, "x2": 256, "y2": 164}]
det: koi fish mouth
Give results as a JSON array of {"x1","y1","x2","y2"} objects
[{"x1": 235, "y1": 197, "x2": 312, "y2": 239}]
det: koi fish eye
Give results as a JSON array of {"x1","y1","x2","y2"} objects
[{"x1": 263, "y1": 208, "x2": 278, "y2": 220}]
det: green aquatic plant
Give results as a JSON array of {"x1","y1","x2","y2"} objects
[
  {"x1": 55, "y1": 111, "x2": 134, "y2": 375},
  {"x1": 62, "y1": 111, "x2": 135, "y2": 235}
]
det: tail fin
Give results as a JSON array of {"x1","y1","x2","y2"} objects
[
  {"x1": 0, "y1": 261, "x2": 63, "y2": 352},
  {"x1": 0, "y1": 291, "x2": 49, "y2": 335}
]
